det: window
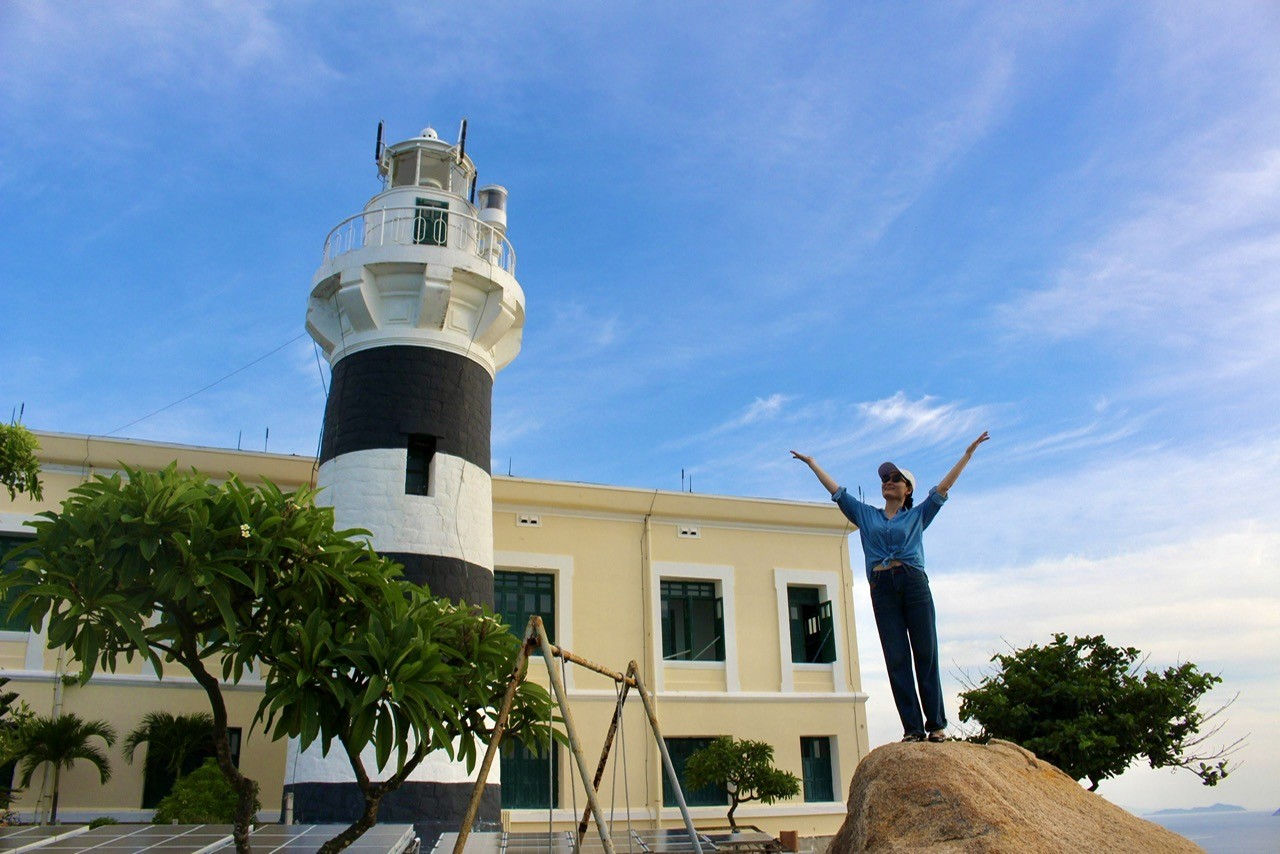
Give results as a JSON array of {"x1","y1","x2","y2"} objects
[
  {"x1": 0, "y1": 534, "x2": 35, "y2": 633},
  {"x1": 800, "y1": 737, "x2": 835, "y2": 801},
  {"x1": 788, "y1": 587, "x2": 835, "y2": 664},
  {"x1": 501, "y1": 739, "x2": 557, "y2": 809},
  {"x1": 661, "y1": 580, "x2": 723, "y2": 662},
  {"x1": 405, "y1": 435, "x2": 436, "y2": 495},
  {"x1": 662, "y1": 738, "x2": 726, "y2": 807},
  {"x1": 141, "y1": 727, "x2": 241, "y2": 809},
  {"x1": 494, "y1": 571, "x2": 555, "y2": 643},
  {"x1": 414, "y1": 198, "x2": 449, "y2": 246}
]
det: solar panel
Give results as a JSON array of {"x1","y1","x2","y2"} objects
[
  {"x1": 0, "y1": 825, "x2": 89, "y2": 853},
  {"x1": 0, "y1": 824, "x2": 416, "y2": 854},
  {"x1": 227, "y1": 824, "x2": 415, "y2": 853},
  {"x1": 434, "y1": 828, "x2": 714, "y2": 854}
]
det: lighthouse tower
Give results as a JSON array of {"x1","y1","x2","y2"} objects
[{"x1": 288, "y1": 124, "x2": 524, "y2": 832}]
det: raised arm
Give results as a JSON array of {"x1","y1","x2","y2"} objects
[
  {"x1": 936, "y1": 431, "x2": 989, "y2": 496},
  {"x1": 791, "y1": 451, "x2": 840, "y2": 496}
]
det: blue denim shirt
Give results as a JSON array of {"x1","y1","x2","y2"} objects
[{"x1": 832, "y1": 486, "x2": 947, "y2": 581}]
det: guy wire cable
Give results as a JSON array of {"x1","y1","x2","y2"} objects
[{"x1": 106, "y1": 332, "x2": 308, "y2": 437}]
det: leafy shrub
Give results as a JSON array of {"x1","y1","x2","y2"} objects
[
  {"x1": 88, "y1": 817, "x2": 119, "y2": 828},
  {"x1": 152, "y1": 759, "x2": 259, "y2": 825}
]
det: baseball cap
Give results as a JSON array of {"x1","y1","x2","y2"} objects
[{"x1": 878, "y1": 461, "x2": 916, "y2": 491}]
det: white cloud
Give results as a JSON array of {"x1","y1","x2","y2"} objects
[
  {"x1": 1002, "y1": 417, "x2": 1146, "y2": 461},
  {"x1": 856, "y1": 392, "x2": 986, "y2": 445}
]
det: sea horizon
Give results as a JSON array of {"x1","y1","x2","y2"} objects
[{"x1": 1142, "y1": 809, "x2": 1277, "y2": 854}]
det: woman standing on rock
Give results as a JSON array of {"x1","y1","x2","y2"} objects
[{"x1": 791, "y1": 433, "x2": 989, "y2": 743}]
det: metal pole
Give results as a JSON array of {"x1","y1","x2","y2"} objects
[
  {"x1": 551, "y1": 645, "x2": 638, "y2": 687},
  {"x1": 629, "y1": 663, "x2": 702, "y2": 853},
  {"x1": 534, "y1": 618, "x2": 616, "y2": 854},
  {"x1": 577, "y1": 681, "x2": 631, "y2": 841},
  {"x1": 453, "y1": 621, "x2": 536, "y2": 854}
]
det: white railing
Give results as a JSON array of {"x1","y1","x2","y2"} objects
[{"x1": 321, "y1": 206, "x2": 516, "y2": 275}]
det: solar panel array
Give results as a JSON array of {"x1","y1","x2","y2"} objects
[
  {"x1": 433, "y1": 828, "x2": 778, "y2": 854},
  {"x1": 0, "y1": 824, "x2": 416, "y2": 854}
]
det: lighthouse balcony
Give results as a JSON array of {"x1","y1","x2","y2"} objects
[{"x1": 321, "y1": 206, "x2": 516, "y2": 275}]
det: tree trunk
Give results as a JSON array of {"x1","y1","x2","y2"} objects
[
  {"x1": 180, "y1": 647, "x2": 257, "y2": 853},
  {"x1": 727, "y1": 797, "x2": 739, "y2": 829},
  {"x1": 318, "y1": 740, "x2": 427, "y2": 852},
  {"x1": 50, "y1": 765, "x2": 61, "y2": 824},
  {"x1": 318, "y1": 791, "x2": 383, "y2": 854}
]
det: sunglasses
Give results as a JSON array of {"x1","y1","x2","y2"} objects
[{"x1": 880, "y1": 473, "x2": 907, "y2": 484}]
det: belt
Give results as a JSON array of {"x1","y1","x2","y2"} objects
[{"x1": 873, "y1": 560, "x2": 905, "y2": 572}]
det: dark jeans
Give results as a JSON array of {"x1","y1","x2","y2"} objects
[{"x1": 869, "y1": 566, "x2": 946, "y2": 737}]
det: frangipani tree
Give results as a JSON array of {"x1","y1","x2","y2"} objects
[
  {"x1": 2, "y1": 464, "x2": 556, "y2": 853},
  {"x1": 257, "y1": 579, "x2": 557, "y2": 853}
]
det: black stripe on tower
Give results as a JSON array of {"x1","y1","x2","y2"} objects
[
  {"x1": 383, "y1": 552, "x2": 494, "y2": 605},
  {"x1": 320, "y1": 345, "x2": 492, "y2": 472},
  {"x1": 284, "y1": 781, "x2": 500, "y2": 849}
]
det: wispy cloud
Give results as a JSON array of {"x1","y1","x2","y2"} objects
[
  {"x1": 855, "y1": 392, "x2": 986, "y2": 444},
  {"x1": 730, "y1": 394, "x2": 790, "y2": 428},
  {"x1": 664, "y1": 391, "x2": 991, "y2": 497},
  {"x1": 1002, "y1": 416, "x2": 1147, "y2": 461}
]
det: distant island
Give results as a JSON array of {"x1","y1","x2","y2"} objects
[{"x1": 1150, "y1": 803, "x2": 1247, "y2": 816}]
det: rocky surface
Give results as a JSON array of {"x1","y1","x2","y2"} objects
[{"x1": 829, "y1": 739, "x2": 1203, "y2": 853}]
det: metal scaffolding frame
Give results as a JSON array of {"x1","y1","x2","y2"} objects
[{"x1": 455, "y1": 616, "x2": 703, "y2": 854}]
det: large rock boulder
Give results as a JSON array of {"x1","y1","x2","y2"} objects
[{"x1": 829, "y1": 739, "x2": 1201, "y2": 853}]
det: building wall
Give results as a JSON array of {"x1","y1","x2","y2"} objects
[{"x1": 2, "y1": 432, "x2": 867, "y2": 836}]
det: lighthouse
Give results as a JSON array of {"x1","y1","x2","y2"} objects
[{"x1": 287, "y1": 123, "x2": 524, "y2": 833}]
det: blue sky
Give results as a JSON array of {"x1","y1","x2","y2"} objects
[{"x1": 2, "y1": 1, "x2": 1277, "y2": 813}]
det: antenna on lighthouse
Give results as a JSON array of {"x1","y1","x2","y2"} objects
[
  {"x1": 374, "y1": 120, "x2": 385, "y2": 164},
  {"x1": 456, "y1": 118, "x2": 468, "y2": 164}
]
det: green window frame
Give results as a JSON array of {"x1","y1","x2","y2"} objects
[
  {"x1": 414, "y1": 198, "x2": 449, "y2": 246},
  {"x1": 662, "y1": 737, "x2": 727, "y2": 807},
  {"x1": 0, "y1": 534, "x2": 35, "y2": 633},
  {"x1": 788, "y1": 587, "x2": 835, "y2": 664},
  {"x1": 405, "y1": 435, "x2": 436, "y2": 495},
  {"x1": 800, "y1": 736, "x2": 835, "y2": 802},
  {"x1": 494, "y1": 570, "x2": 555, "y2": 643},
  {"x1": 501, "y1": 739, "x2": 558, "y2": 809},
  {"x1": 660, "y1": 580, "x2": 724, "y2": 662}
]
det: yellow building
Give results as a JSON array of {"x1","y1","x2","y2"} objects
[{"x1": 2, "y1": 431, "x2": 867, "y2": 838}]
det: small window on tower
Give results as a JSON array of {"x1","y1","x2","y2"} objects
[{"x1": 406, "y1": 435, "x2": 436, "y2": 495}]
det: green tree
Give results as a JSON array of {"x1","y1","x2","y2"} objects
[
  {"x1": 256, "y1": 575, "x2": 557, "y2": 853},
  {"x1": 2, "y1": 464, "x2": 555, "y2": 853},
  {"x1": 123, "y1": 711, "x2": 217, "y2": 805},
  {"x1": 684, "y1": 736, "x2": 801, "y2": 828},
  {"x1": 12, "y1": 713, "x2": 115, "y2": 823},
  {"x1": 0, "y1": 423, "x2": 42, "y2": 502},
  {"x1": 958, "y1": 633, "x2": 1242, "y2": 791},
  {"x1": 153, "y1": 757, "x2": 261, "y2": 824}
]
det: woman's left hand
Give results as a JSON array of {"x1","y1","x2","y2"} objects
[{"x1": 966, "y1": 431, "x2": 990, "y2": 455}]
